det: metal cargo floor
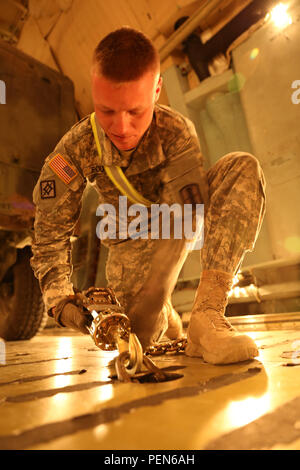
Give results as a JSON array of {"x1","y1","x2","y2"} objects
[{"x1": 1, "y1": 313, "x2": 300, "y2": 450}]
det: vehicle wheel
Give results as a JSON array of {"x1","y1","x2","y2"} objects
[{"x1": 0, "y1": 247, "x2": 47, "y2": 340}]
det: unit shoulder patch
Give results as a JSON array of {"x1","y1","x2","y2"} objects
[
  {"x1": 40, "y1": 180, "x2": 56, "y2": 199},
  {"x1": 49, "y1": 153, "x2": 78, "y2": 185}
]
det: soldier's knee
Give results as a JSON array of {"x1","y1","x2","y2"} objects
[
  {"x1": 227, "y1": 152, "x2": 262, "y2": 178},
  {"x1": 239, "y1": 152, "x2": 260, "y2": 167}
]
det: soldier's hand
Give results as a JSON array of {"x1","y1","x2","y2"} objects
[{"x1": 52, "y1": 302, "x2": 93, "y2": 335}]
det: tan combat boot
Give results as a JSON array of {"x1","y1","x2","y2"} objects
[
  {"x1": 185, "y1": 269, "x2": 258, "y2": 364},
  {"x1": 163, "y1": 298, "x2": 183, "y2": 340}
]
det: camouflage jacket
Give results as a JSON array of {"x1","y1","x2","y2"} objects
[{"x1": 30, "y1": 104, "x2": 207, "y2": 312}]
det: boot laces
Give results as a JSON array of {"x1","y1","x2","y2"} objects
[{"x1": 205, "y1": 306, "x2": 235, "y2": 331}]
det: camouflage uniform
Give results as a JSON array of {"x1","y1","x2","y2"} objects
[{"x1": 31, "y1": 104, "x2": 266, "y2": 332}]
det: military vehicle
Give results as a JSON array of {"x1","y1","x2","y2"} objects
[{"x1": 0, "y1": 40, "x2": 101, "y2": 340}]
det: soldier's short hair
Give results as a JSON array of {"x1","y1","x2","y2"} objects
[{"x1": 92, "y1": 27, "x2": 160, "y2": 81}]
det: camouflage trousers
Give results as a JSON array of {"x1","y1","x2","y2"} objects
[{"x1": 105, "y1": 152, "x2": 266, "y2": 340}]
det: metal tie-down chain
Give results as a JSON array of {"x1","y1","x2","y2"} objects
[
  {"x1": 82, "y1": 287, "x2": 186, "y2": 382},
  {"x1": 146, "y1": 338, "x2": 187, "y2": 356}
]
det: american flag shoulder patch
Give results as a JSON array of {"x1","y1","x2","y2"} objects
[{"x1": 49, "y1": 153, "x2": 78, "y2": 185}]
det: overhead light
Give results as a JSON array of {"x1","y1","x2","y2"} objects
[{"x1": 267, "y1": 2, "x2": 292, "y2": 29}]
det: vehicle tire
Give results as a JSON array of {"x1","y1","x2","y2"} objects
[{"x1": 0, "y1": 247, "x2": 47, "y2": 340}]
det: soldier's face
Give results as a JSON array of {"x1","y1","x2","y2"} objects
[{"x1": 91, "y1": 70, "x2": 162, "y2": 150}]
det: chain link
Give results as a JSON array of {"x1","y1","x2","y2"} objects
[
  {"x1": 114, "y1": 337, "x2": 187, "y2": 382},
  {"x1": 145, "y1": 337, "x2": 187, "y2": 356}
]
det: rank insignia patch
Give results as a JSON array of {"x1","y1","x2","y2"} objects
[
  {"x1": 40, "y1": 180, "x2": 56, "y2": 199},
  {"x1": 49, "y1": 153, "x2": 78, "y2": 185}
]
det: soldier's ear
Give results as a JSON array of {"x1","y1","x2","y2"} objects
[{"x1": 154, "y1": 76, "x2": 162, "y2": 102}]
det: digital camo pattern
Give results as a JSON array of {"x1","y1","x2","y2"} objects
[
  {"x1": 106, "y1": 235, "x2": 190, "y2": 346},
  {"x1": 31, "y1": 104, "x2": 266, "y2": 323},
  {"x1": 202, "y1": 152, "x2": 266, "y2": 274}
]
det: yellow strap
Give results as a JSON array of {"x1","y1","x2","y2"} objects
[{"x1": 90, "y1": 112, "x2": 154, "y2": 207}]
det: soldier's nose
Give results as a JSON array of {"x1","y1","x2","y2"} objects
[{"x1": 112, "y1": 112, "x2": 130, "y2": 135}]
